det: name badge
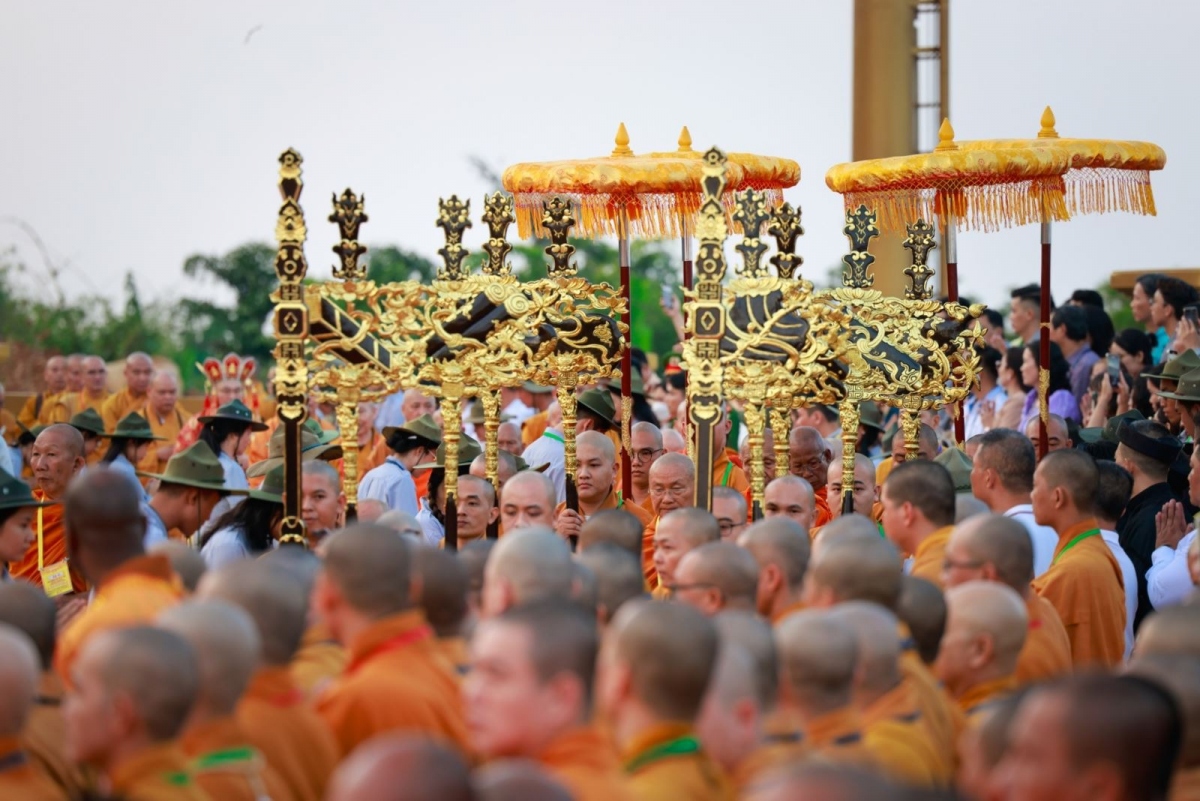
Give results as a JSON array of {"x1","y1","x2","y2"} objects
[{"x1": 40, "y1": 561, "x2": 73, "y2": 598}]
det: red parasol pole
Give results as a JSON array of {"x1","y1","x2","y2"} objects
[
  {"x1": 945, "y1": 216, "x2": 965, "y2": 445},
  {"x1": 1038, "y1": 221, "x2": 1051, "y2": 460},
  {"x1": 619, "y1": 218, "x2": 633, "y2": 500}
]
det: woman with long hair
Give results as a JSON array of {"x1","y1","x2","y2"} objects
[
  {"x1": 196, "y1": 399, "x2": 267, "y2": 530},
  {"x1": 101, "y1": 412, "x2": 163, "y2": 502},
  {"x1": 981, "y1": 347, "x2": 1030, "y2": 431},
  {"x1": 0, "y1": 470, "x2": 51, "y2": 581},
  {"x1": 1019, "y1": 341, "x2": 1080, "y2": 431},
  {"x1": 199, "y1": 465, "x2": 283, "y2": 568}
]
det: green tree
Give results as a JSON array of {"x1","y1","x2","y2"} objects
[
  {"x1": 178, "y1": 243, "x2": 277, "y2": 371},
  {"x1": 366, "y1": 245, "x2": 438, "y2": 284}
]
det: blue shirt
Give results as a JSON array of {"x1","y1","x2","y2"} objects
[
  {"x1": 108, "y1": 453, "x2": 150, "y2": 504},
  {"x1": 142, "y1": 503, "x2": 169, "y2": 549},
  {"x1": 200, "y1": 525, "x2": 251, "y2": 569},
  {"x1": 1066, "y1": 344, "x2": 1099, "y2": 407},
  {"x1": 358, "y1": 456, "x2": 419, "y2": 515}
]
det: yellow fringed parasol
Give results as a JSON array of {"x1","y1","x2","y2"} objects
[
  {"x1": 958, "y1": 107, "x2": 1166, "y2": 457},
  {"x1": 503, "y1": 124, "x2": 801, "y2": 502}
]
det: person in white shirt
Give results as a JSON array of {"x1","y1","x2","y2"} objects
[
  {"x1": 498, "y1": 386, "x2": 534, "y2": 427},
  {"x1": 358, "y1": 414, "x2": 441, "y2": 515},
  {"x1": 1144, "y1": 443, "x2": 1200, "y2": 609},
  {"x1": 1094, "y1": 460, "x2": 1141, "y2": 660},
  {"x1": 964, "y1": 347, "x2": 1008, "y2": 439},
  {"x1": 969, "y1": 428, "x2": 1058, "y2": 577}
]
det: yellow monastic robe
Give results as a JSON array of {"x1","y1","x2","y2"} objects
[
  {"x1": 100, "y1": 388, "x2": 148, "y2": 433},
  {"x1": 138, "y1": 405, "x2": 187, "y2": 478},
  {"x1": 910, "y1": 526, "x2": 954, "y2": 589}
]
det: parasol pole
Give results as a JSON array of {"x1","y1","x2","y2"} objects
[
  {"x1": 619, "y1": 209, "x2": 633, "y2": 501},
  {"x1": 944, "y1": 212, "x2": 966, "y2": 446},
  {"x1": 1038, "y1": 220, "x2": 1051, "y2": 460}
]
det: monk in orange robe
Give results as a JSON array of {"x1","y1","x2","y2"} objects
[
  {"x1": 18, "y1": 356, "x2": 76, "y2": 430},
  {"x1": 553, "y1": 431, "x2": 652, "y2": 546},
  {"x1": 941, "y1": 514, "x2": 1073, "y2": 684},
  {"x1": 99, "y1": 352, "x2": 154, "y2": 433},
  {"x1": 523, "y1": 409, "x2": 549, "y2": 447},
  {"x1": 1029, "y1": 452, "x2": 1126, "y2": 667},
  {"x1": 9, "y1": 425, "x2": 87, "y2": 594},
  {"x1": 465, "y1": 602, "x2": 635, "y2": 801},
  {"x1": 640, "y1": 452, "x2": 698, "y2": 588},
  {"x1": 0, "y1": 627, "x2": 65, "y2": 801},
  {"x1": 737, "y1": 518, "x2": 810, "y2": 624},
  {"x1": 313, "y1": 527, "x2": 468, "y2": 757},
  {"x1": 787, "y1": 426, "x2": 834, "y2": 528},
  {"x1": 879, "y1": 460, "x2": 956, "y2": 588},
  {"x1": 137, "y1": 372, "x2": 186, "y2": 478},
  {"x1": 64, "y1": 626, "x2": 209, "y2": 801},
  {"x1": 75, "y1": 356, "x2": 111, "y2": 414},
  {"x1": 200, "y1": 557, "x2": 339, "y2": 801},
  {"x1": 600, "y1": 601, "x2": 733, "y2": 801},
  {"x1": 54, "y1": 471, "x2": 184, "y2": 684},
  {"x1": 935, "y1": 582, "x2": 1026, "y2": 720}
]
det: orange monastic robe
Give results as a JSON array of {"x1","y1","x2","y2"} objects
[
  {"x1": 238, "y1": 666, "x2": 338, "y2": 801},
  {"x1": 622, "y1": 722, "x2": 733, "y2": 801},
  {"x1": 23, "y1": 673, "x2": 88, "y2": 798},
  {"x1": 539, "y1": 726, "x2": 636, "y2": 801},
  {"x1": 1, "y1": 408, "x2": 18, "y2": 446},
  {"x1": 100, "y1": 388, "x2": 148, "y2": 434},
  {"x1": 1030, "y1": 519, "x2": 1126, "y2": 668},
  {"x1": 910, "y1": 526, "x2": 954, "y2": 589},
  {"x1": 801, "y1": 707, "x2": 874, "y2": 767},
  {"x1": 138, "y1": 406, "x2": 187, "y2": 478},
  {"x1": 642, "y1": 516, "x2": 660, "y2": 589},
  {"x1": 522, "y1": 410, "x2": 549, "y2": 447},
  {"x1": 356, "y1": 434, "x2": 388, "y2": 478},
  {"x1": 0, "y1": 736, "x2": 65, "y2": 801},
  {"x1": 290, "y1": 624, "x2": 346, "y2": 700},
  {"x1": 1173, "y1": 766, "x2": 1200, "y2": 801},
  {"x1": 955, "y1": 675, "x2": 1018, "y2": 720},
  {"x1": 813, "y1": 484, "x2": 833, "y2": 528},
  {"x1": 244, "y1": 416, "x2": 279, "y2": 467},
  {"x1": 9, "y1": 492, "x2": 87, "y2": 594},
  {"x1": 75, "y1": 389, "x2": 110, "y2": 415},
  {"x1": 105, "y1": 742, "x2": 210, "y2": 801},
  {"x1": 861, "y1": 680, "x2": 953, "y2": 787},
  {"x1": 19, "y1": 392, "x2": 75, "y2": 428},
  {"x1": 555, "y1": 488, "x2": 654, "y2": 529},
  {"x1": 181, "y1": 717, "x2": 291, "y2": 801},
  {"x1": 315, "y1": 609, "x2": 469, "y2": 757},
  {"x1": 898, "y1": 631, "x2": 959, "y2": 778},
  {"x1": 730, "y1": 740, "x2": 797, "y2": 795},
  {"x1": 1016, "y1": 593, "x2": 1073, "y2": 684},
  {"x1": 55, "y1": 554, "x2": 184, "y2": 683},
  {"x1": 711, "y1": 449, "x2": 750, "y2": 496}
]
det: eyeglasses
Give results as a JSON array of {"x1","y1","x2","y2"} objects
[
  {"x1": 717, "y1": 519, "x2": 746, "y2": 534},
  {"x1": 631, "y1": 448, "x2": 664, "y2": 464},
  {"x1": 649, "y1": 484, "x2": 690, "y2": 499},
  {"x1": 942, "y1": 558, "x2": 984, "y2": 572}
]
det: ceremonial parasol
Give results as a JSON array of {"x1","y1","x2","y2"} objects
[
  {"x1": 959, "y1": 108, "x2": 1166, "y2": 457},
  {"x1": 825, "y1": 120, "x2": 1074, "y2": 444},
  {"x1": 504, "y1": 125, "x2": 799, "y2": 498}
]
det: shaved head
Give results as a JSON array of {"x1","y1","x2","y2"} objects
[
  {"x1": 896, "y1": 576, "x2": 947, "y2": 666},
  {"x1": 0, "y1": 625, "x2": 39, "y2": 735},
  {"x1": 356, "y1": 498, "x2": 388, "y2": 524},
  {"x1": 150, "y1": 540, "x2": 207, "y2": 593},
  {"x1": 33, "y1": 423, "x2": 85, "y2": 497},
  {"x1": 322, "y1": 525, "x2": 414, "y2": 617},
  {"x1": 945, "y1": 514, "x2": 1033, "y2": 593},
  {"x1": 776, "y1": 610, "x2": 859, "y2": 714},
  {"x1": 1136, "y1": 605, "x2": 1200, "y2": 659},
  {"x1": 576, "y1": 430, "x2": 616, "y2": 464},
  {"x1": 605, "y1": 601, "x2": 718, "y2": 722},
  {"x1": 197, "y1": 559, "x2": 308, "y2": 666},
  {"x1": 326, "y1": 734, "x2": 474, "y2": 801},
  {"x1": 482, "y1": 527, "x2": 573, "y2": 618},
  {"x1": 578, "y1": 509, "x2": 644, "y2": 558},
  {"x1": 713, "y1": 611, "x2": 778, "y2": 712},
  {"x1": 376, "y1": 510, "x2": 422, "y2": 538},
  {"x1": 65, "y1": 464, "x2": 147, "y2": 582},
  {"x1": 1129, "y1": 655, "x2": 1200, "y2": 767},
  {"x1": 812, "y1": 513, "x2": 879, "y2": 557},
  {"x1": 805, "y1": 518, "x2": 903, "y2": 610},
  {"x1": 937, "y1": 582, "x2": 1027, "y2": 698},
  {"x1": 738, "y1": 518, "x2": 811, "y2": 590},
  {"x1": 575, "y1": 543, "x2": 646, "y2": 624},
  {"x1": 674, "y1": 542, "x2": 760, "y2": 614},
  {"x1": 661, "y1": 428, "x2": 686, "y2": 454},
  {"x1": 1036, "y1": 449, "x2": 1099, "y2": 514},
  {"x1": 158, "y1": 600, "x2": 261, "y2": 716},
  {"x1": 302, "y1": 458, "x2": 342, "y2": 489},
  {"x1": 659, "y1": 507, "x2": 721, "y2": 548},
  {"x1": 259, "y1": 545, "x2": 323, "y2": 597},
  {"x1": 473, "y1": 760, "x2": 571, "y2": 801},
  {"x1": 826, "y1": 602, "x2": 903, "y2": 698},
  {"x1": 491, "y1": 600, "x2": 599, "y2": 703},
  {"x1": 416, "y1": 547, "x2": 469, "y2": 638},
  {"x1": 747, "y1": 762, "x2": 894, "y2": 801},
  {"x1": 0, "y1": 582, "x2": 57, "y2": 669}
]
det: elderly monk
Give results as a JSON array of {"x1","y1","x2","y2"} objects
[
  {"x1": 762, "y1": 475, "x2": 816, "y2": 533},
  {"x1": 738, "y1": 518, "x2": 810, "y2": 623},
  {"x1": 326, "y1": 734, "x2": 474, "y2": 801},
  {"x1": 500, "y1": 471, "x2": 557, "y2": 534},
  {"x1": 415, "y1": 547, "x2": 471, "y2": 676},
  {"x1": 351, "y1": 402, "x2": 387, "y2": 477},
  {"x1": 629, "y1": 422, "x2": 665, "y2": 510},
  {"x1": 0, "y1": 585, "x2": 86, "y2": 797},
  {"x1": 575, "y1": 544, "x2": 647, "y2": 627},
  {"x1": 555, "y1": 432, "x2": 652, "y2": 543},
  {"x1": 19, "y1": 356, "x2": 75, "y2": 428},
  {"x1": 256, "y1": 547, "x2": 346, "y2": 697},
  {"x1": 470, "y1": 451, "x2": 518, "y2": 496},
  {"x1": 787, "y1": 426, "x2": 833, "y2": 527},
  {"x1": 598, "y1": 600, "x2": 733, "y2": 800},
  {"x1": 77, "y1": 356, "x2": 111, "y2": 414},
  {"x1": 739, "y1": 428, "x2": 777, "y2": 488},
  {"x1": 65, "y1": 354, "x2": 85, "y2": 395},
  {"x1": 643, "y1": 453, "x2": 696, "y2": 584},
  {"x1": 55, "y1": 468, "x2": 183, "y2": 682},
  {"x1": 934, "y1": 582, "x2": 1026, "y2": 718},
  {"x1": 313, "y1": 525, "x2": 468, "y2": 756},
  {"x1": 466, "y1": 600, "x2": 634, "y2": 801},
  {"x1": 481, "y1": 527, "x2": 574, "y2": 618},
  {"x1": 712, "y1": 487, "x2": 749, "y2": 541},
  {"x1": 198, "y1": 558, "x2": 339, "y2": 801},
  {"x1": 0, "y1": 625, "x2": 63, "y2": 800},
  {"x1": 100, "y1": 352, "x2": 154, "y2": 433},
  {"x1": 298, "y1": 461, "x2": 345, "y2": 543},
  {"x1": 827, "y1": 603, "x2": 952, "y2": 786},
  {"x1": 827, "y1": 453, "x2": 880, "y2": 520},
  {"x1": 1030, "y1": 450, "x2": 1127, "y2": 667},
  {"x1": 895, "y1": 576, "x2": 946, "y2": 666},
  {"x1": 652, "y1": 508, "x2": 721, "y2": 597},
  {"x1": 63, "y1": 626, "x2": 207, "y2": 800},
  {"x1": 158, "y1": 601, "x2": 289, "y2": 801},
  {"x1": 579, "y1": 509, "x2": 644, "y2": 559},
  {"x1": 672, "y1": 542, "x2": 759, "y2": 616},
  {"x1": 880, "y1": 460, "x2": 957, "y2": 587},
  {"x1": 139, "y1": 372, "x2": 185, "y2": 477},
  {"x1": 942, "y1": 514, "x2": 1072, "y2": 684},
  {"x1": 10, "y1": 424, "x2": 87, "y2": 593},
  {"x1": 996, "y1": 675, "x2": 1181, "y2": 801}
]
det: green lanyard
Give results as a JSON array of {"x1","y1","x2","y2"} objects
[
  {"x1": 1052, "y1": 528, "x2": 1099, "y2": 566},
  {"x1": 624, "y1": 735, "x2": 701, "y2": 774},
  {"x1": 543, "y1": 431, "x2": 564, "y2": 444},
  {"x1": 193, "y1": 747, "x2": 256, "y2": 771},
  {"x1": 720, "y1": 462, "x2": 733, "y2": 487}
]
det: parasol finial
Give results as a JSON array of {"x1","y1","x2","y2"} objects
[
  {"x1": 612, "y1": 123, "x2": 633, "y2": 157},
  {"x1": 935, "y1": 119, "x2": 957, "y2": 152},
  {"x1": 678, "y1": 126, "x2": 694, "y2": 153},
  {"x1": 1038, "y1": 106, "x2": 1059, "y2": 139}
]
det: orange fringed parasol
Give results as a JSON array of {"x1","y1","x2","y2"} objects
[
  {"x1": 958, "y1": 107, "x2": 1166, "y2": 457},
  {"x1": 503, "y1": 124, "x2": 800, "y2": 501}
]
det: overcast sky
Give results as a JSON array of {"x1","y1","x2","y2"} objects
[{"x1": 1, "y1": 1, "x2": 1195, "y2": 313}]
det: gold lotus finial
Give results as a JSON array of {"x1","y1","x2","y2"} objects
[
  {"x1": 1038, "y1": 106, "x2": 1059, "y2": 139},
  {"x1": 612, "y1": 122, "x2": 633, "y2": 157},
  {"x1": 678, "y1": 126, "x2": 693, "y2": 153},
  {"x1": 935, "y1": 118, "x2": 957, "y2": 152}
]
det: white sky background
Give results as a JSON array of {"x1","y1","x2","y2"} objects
[{"x1": 0, "y1": 1, "x2": 1195, "y2": 311}]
